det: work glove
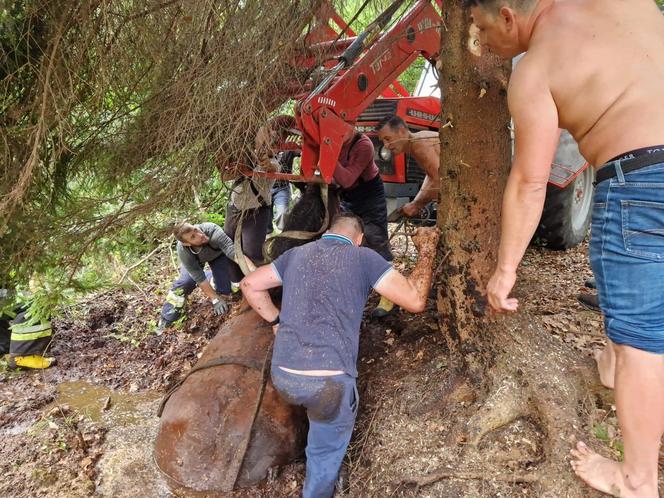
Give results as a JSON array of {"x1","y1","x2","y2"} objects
[{"x1": 211, "y1": 297, "x2": 230, "y2": 316}]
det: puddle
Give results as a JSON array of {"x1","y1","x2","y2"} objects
[
  {"x1": 47, "y1": 380, "x2": 161, "y2": 425},
  {"x1": 47, "y1": 381, "x2": 175, "y2": 497}
]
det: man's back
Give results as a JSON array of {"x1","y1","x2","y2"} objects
[
  {"x1": 271, "y1": 236, "x2": 391, "y2": 377},
  {"x1": 410, "y1": 130, "x2": 441, "y2": 177},
  {"x1": 518, "y1": 0, "x2": 664, "y2": 165}
]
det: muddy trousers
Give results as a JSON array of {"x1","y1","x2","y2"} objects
[
  {"x1": 271, "y1": 367, "x2": 358, "y2": 498},
  {"x1": 160, "y1": 256, "x2": 232, "y2": 325}
]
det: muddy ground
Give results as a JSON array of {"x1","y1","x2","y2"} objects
[{"x1": 0, "y1": 237, "x2": 661, "y2": 497}]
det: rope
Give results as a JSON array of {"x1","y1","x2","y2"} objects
[
  {"x1": 157, "y1": 355, "x2": 264, "y2": 417},
  {"x1": 226, "y1": 341, "x2": 273, "y2": 491}
]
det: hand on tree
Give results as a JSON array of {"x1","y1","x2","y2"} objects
[
  {"x1": 487, "y1": 268, "x2": 519, "y2": 312},
  {"x1": 400, "y1": 202, "x2": 424, "y2": 218}
]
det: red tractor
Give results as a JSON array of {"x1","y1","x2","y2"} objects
[{"x1": 254, "y1": 0, "x2": 594, "y2": 249}]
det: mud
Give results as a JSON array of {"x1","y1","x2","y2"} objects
[{"x1": 0, "y1": 241, "x2": 661, "y2": 496}]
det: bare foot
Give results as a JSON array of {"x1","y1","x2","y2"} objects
[
  {"x1": 570, "y1": 441, "x2": 626, "y2": 496},
  {"x1": 594, "y1": 344, "x2": 615, "y2": 389}
]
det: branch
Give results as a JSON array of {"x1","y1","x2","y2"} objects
[
  {"x1": 398, "y1": 468, "x2": 539, "y2": 487},
  {"x1": 117, "y1": 244, "x2": 165, "y2": 284}
]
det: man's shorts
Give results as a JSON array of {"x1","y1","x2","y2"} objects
[{"x1": 590, "y1": 160, "x2": 664, "y2": 354}]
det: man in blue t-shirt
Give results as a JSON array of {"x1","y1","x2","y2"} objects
[{"x1": 241, "y1": 213, "x2": 439, "y2": 498}]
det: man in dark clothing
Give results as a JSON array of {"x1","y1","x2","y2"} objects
[
  {"x1": 334, "y1": 129, "x2": 396, "y2": 318},
  {"x1": 159, "y1": 221, "x2": 236, "y2": 329},
  {"x1": 269, "y1": 150, "x2": 300, "y2": 233},
  {"x1": 241, "y1": 213, "x2": 439, "y2": 498},
  {"x1": 334, "y1": 131, "x2": 392, "y2": 261}
]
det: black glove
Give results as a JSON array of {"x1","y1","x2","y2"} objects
[{"x1": 211, "y1": 298, "x2": 229, "y2": 316}]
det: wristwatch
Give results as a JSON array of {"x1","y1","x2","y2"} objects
[{"x1": 268, "y1": 315, "x2": 280, "y2": 326}]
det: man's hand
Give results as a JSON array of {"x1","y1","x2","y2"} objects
[
  {"x1": 486, "y1": 268, "x2": 519, "y2": 312},
  {"x1": 257, "y1": 155, "x2": 280, "y2": 172},
  {"x1": 211, "y1": 297, "x2": 230, "y2": 316},
  {"x1": 400, "y1": 202, "x2": 424, "y2": 218}
]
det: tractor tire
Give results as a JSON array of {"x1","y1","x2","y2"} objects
[{"x1": 534, "y1": 131, "x2": 595, "y2": 250}]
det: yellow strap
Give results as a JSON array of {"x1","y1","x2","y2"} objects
[{"x1": 234, "y1": 212, "x2": 253, "y2": 277}]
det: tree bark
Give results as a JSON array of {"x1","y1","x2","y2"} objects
[{"x1": 432, "y1": 4, "x2": 595, "y2": 496}]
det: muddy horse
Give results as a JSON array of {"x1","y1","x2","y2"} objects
[{"x1": 154, "y1": 185, "x2": 339, "y2": 493}]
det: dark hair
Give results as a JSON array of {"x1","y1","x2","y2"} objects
[
  {"x1": 172, "y1": 221, "x2": 195, "y2": 242},
  {"x1": 264, "y1": 184, "x2": 341, "y2": 260},
  {"x1": 375, "y1": 114, "x2": 407, "y2": 132},
  {"x1": 330, "y1": 212, "x2": 364, "y2": 235}
]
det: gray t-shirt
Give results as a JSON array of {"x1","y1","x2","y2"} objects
[
  {"x1": 271, "y1": 233, "x2": 392, "y2": 377},
  {"x1": 177, "y1": 223, "x2": 235, "y2": 283}
]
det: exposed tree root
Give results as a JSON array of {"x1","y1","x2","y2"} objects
[
  {"x1": 398, "y1": 468, "x2": 539, "y2": 487},
  {"x1": 458, "y1": 315, "x2": 595, "y2": 497}
]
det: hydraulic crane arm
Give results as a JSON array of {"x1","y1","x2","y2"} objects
[{"x1": 296, "y1": 0, "x2": 441, "y2": 183}]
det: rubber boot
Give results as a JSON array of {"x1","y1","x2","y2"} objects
[
  {"x1": 577, "y1": 293, "x2": 600, "y2": 313},
  {"x1": 9, "y1": 354, "x2": 56, "y2": 369},
  {"x1": 371, "y1": 296, "x2": 399, "y2": 318}
]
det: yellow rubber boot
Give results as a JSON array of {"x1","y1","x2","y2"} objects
[
  {"x1": 9, "y1": 355, "x2": 56, "y2": 369},
  {"x1": 371, "y1": 296, "x2": 399, "y2": 318}
]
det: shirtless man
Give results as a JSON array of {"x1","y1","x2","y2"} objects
[
  {"x1": 376, "y1": 115, "x2": 440, "y2": 218},
  {"x1": 469, "y1": 0, "x2": 664, "y2": 496}
]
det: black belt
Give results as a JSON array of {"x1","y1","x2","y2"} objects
[{"x1": 595, "y1": 150, "x2": 664, "y2": 185}]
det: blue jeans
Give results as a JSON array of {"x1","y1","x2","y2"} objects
[
  {"x1": 271, "y1": 367, "x2": 358, "y2": 498},
  {"x1": 159, "y1": 255, "x2": 231, "y2": 325},
  {"x1": 272, "y1": 186, "x2": 291, "y2": 231},
  {"x1": 590, "y1": 160, "x2": 664, "y2": 354}
]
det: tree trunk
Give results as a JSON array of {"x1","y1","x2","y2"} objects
[{"x1": 431, "y1": 4, "x2": 596, "y2": 496}]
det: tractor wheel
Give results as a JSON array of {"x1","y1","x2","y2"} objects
[{"x1": 534, "y1": 166, "x2": 595, "y2": 250}]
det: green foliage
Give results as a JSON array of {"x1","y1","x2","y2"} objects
[
  {"x1": 592, "y1": 423, "x2": 610, "y2": 442},
  {"x1": 0, "y1": 0, "x2": 432, "y2": 309}
]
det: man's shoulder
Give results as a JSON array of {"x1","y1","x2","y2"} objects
[
  {"x1": 411, "y1": 131, "x2": 440, "y2": 154},
  {"x1": 176, "y1": 242, "x2": 188, "y2": 258},
  {"x1": 355, "y1": 134, "x2": 374, "y2": 151},
  {"x1": 198, "y1": 221, "x2": 222, "y2": 233},
  {"x1": 508, "y1": 53, "x2": 551, "y2": 100}
]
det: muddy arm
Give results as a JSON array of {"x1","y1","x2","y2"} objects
[
  {"x1": 374, "y1": 227, "x2": 440, "y2": 312},
  {"x1": 240, "y1": 265, "x2": 281, "y2": 322}
]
